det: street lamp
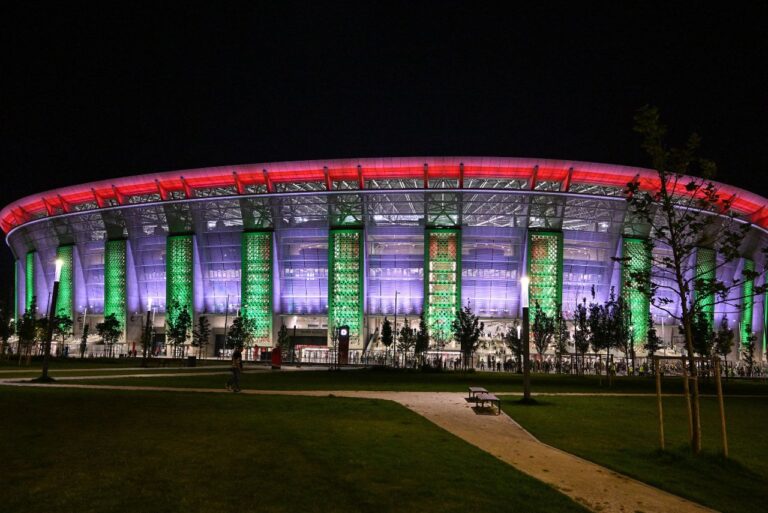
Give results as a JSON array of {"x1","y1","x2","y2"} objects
[
  {"x1": 521, "y1": 275, "x2": 531, "y2": 402},
  {"x1": 39, "y1": 258, "x2": 64, "y2": 382}
]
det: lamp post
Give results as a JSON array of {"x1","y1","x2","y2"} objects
[
  {"x1": 39, "y1": 258, "x2": 64, "y2": 382},
  {"x1": 521, "y1": 275, "x2": 531, "y2": 402}
]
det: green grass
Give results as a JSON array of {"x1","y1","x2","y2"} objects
[
  {"x1": 0, "y1": 387, "x2": 586, "y2": 513},
  {"x1": 59, "y1": 367, "x2": 768, "y2": 395},
  {"x1": 502, "y1": 395, "x2": 768, "y2": 513}
]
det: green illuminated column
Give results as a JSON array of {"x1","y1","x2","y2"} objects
[
  {"x1": 526, "y1": 231, "x2": 563, "y2": 320},
  {"x1": 55, "y1": 245, "x2": 74, "y2": 318},
  {"x1": 104, "y1": 239, "x2": 127, "y2": 329},
  {"x1": 166, "y1": 234, "x2": 194, "y2": 325},
  {"x1": 740, "y1": 259, "x2": 755, "y2": 345},
  {"x1": 424, "y1": 228, "x2": 461, "y2": 342},
  {"x1": 328, "y1": 229, "x2": 364, "y2": 346},
  {"x1": 241, "y1": 231, "x2": 273, "y2": 347},
  {"x1": 695, "y1": 247, "x2": 716, "y2": 330},
  {"x1": 25, "y1": 251, "x2": 35, "y2": 312},
  {"x1": 621, "y1": 237, "x2": 651, "y2": 344}
]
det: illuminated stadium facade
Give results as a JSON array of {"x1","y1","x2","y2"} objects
[{"x1": 3, "y1": 157, "x2": 767, "y2": 360}]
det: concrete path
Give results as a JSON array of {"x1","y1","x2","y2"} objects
[{"x1": 1, "y1": 381, "x2": 716, "y2": 513}]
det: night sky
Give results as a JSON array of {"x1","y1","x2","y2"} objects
[{"x1": 1, "y1": 2, "x2": 766, "y2": 305}]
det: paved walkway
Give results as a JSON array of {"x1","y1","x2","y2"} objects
[{"x1": 2, "y1": 381, "x2": 716, "y2": 513}]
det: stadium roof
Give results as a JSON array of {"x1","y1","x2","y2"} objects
[{"x1": 3, "y1": 156, "x2": 768, "y2": 233}]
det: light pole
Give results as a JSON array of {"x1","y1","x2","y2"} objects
[
  {"x1": 521, "y1": 275, "x2": 531, "y2": 402},
  {"x1": 39, "y1": 258, "x2": 63, "y2": 382}
]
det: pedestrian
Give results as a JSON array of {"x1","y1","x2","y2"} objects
[{"x1": 226, "y1": 345, "x2": 243, "y2": 392}]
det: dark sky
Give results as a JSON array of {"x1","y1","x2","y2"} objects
[{"x1": 1, "y1": 2, "x2": 767, "y2": 302}]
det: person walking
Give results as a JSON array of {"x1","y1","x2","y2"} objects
[{"x1": 226, "y1": 345, "x2": 243, "y2": 392}]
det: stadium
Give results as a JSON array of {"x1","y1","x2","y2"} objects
[{"x1": 2, "y1": 157, "x2": 767, "y2": 363}]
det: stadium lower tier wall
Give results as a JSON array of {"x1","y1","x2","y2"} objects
[{"x1": 12, "y1": 229, "x2": 767, "y2": 360}]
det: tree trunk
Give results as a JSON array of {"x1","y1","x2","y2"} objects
[{"x1": 682, "y1": 311, "x2": 702, "y2": 453}]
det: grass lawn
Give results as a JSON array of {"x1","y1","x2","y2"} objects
[
  {"x1": 0, "y1": 387, "x2": 587, "y2": 513},
  {"x1": 59, "y1": 366, "x2": 768, "y2": 395},
  {"x1": 502, "y1": 395, "x2": 768, "y2": 513}
]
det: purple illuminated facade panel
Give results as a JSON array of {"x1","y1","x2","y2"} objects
[
  {"x1": 130, "y1": 232, "x2": 167, "y2": 311},
  {"x1": 461, "y1": 226, "x2": 522, "y2": 317},
  {"x1": 77, "y1": 239, "x2": 105, "y2": 313},
  {"x1": 278, "y1": 228, "x2": 328, "y2": 315},
  {"x1": 366, "y1": 226, "x2": 424, "y2": 315},
  {"x1": 197, "y1": 229, "x2": 241, "y2": 313},
  {"x1": 561, "y1": 231, "x2": 618, "y2": 312}
]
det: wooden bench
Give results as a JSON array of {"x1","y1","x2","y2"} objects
[
  {"x1": 468, "y1": 386, "x2": 488, "y2": 401},
  {"x1": 475, "y1": 392, "x2": 501, "y2": 415}
]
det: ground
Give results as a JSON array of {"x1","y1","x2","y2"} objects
[{"x1": 2, "y1": 361, "x2": 767, "y2": 513}]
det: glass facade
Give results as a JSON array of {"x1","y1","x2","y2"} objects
[{"x1": 367, "y1": 226, "x2": 423, "y2": 315}]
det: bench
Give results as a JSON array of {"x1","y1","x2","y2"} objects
[
  {"x1": 475, "y1": 392, "x2": 501, "y2": 415},
  {"x1": 468, "y1": 386, "x2": 488, "y2": 401}
]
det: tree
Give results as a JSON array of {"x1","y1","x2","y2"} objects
[
  {"x1": 531, "y1": 302, "x2": 554, "y2": 360},
  {"x1": 644, "y1": 315, "x2": 662, "y2": 372},
  {"x1": 622, "y1": 105, "x2": 767, "y2": 452},
  {"x1": 452, "y1": 305, "x2": 484, "y2": 369},
  {"x1": 740, "y1": 328, "x2": 756, "y2": 377},
  {"x1": 504, "y1": 320, "x2": 523, "y2": 373},
  {"x1": 685, "y1": 309, "x2": 715, "y2": 357},
  {"x1": 608, "y1": 293, "x2": 633, "y2": 374},
  {"x1": 18, "y1": 297, "x2": 38, "y2": 365},
  {"x1": 96, "y1": 313, "x2": 122, "y2": 358},
  {"x1": 52, "y1": 315, "x2": 73, "y2": 356},
  {"x1": 277, "y1": 323, "x2": 293, "y2": 361},
  {"x1": 414, "y1": 313, "x2": 429, "y2": 366},
  {"x1": 381, "y1": 316, "x2": 394, "y2": 363},
  {"x1": 79, "y1": 323, "x2": 89, "y2": 359},
  {"x1": 553, "y1": 308, "x2": 570, "y2": 373},
  {"x1": 166, "y1": 303, "x2": 192, "y2": 359},
  {"x1": 713, "y1": 316, "x2": 734, "y2": 362},
  {"x1": 396, "y1": 319, "x2": 416, "y2": 365},
  {"x1": 192, "y1": 315, "x2": 212, "y2": 358},
  {"x1": 139, "y1": 315, "x2": 154, "y2": 366},
  {"x1": 0, "y1": 307, "x2": 13, "y2": 358},
  {"x1": 572, "y1": 298, "x2": 590, "y2": 374},
  {"x1": 227, "y1": 315, "x2": 255, "y2": 351}
]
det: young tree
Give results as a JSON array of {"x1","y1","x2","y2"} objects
[
  {"x1": 18, "y1": 297, "x2": 38, "y2": 365},
  {"x1": 227, "y1": 315, "x2": 255, "y2": 351},
  {"x1": 740, "y1": 328, "x2": 756, "y2": 377},
  {"x1": 166, "y1": 303, "x2": 192, "y2": 359},
  {"x1": 452, "y1": 305, "x2": 484, "y2": 369},
  {"x1": 504, "y1": 320, "x2": 523, "y2": 373},
  {"x1": 644, "y1": 315, "x2": 662, "y2": 372},
  {"x1": 52, "y1": 315, "x2": 73, "y2": 356},
  {"x1": 531, "y1": 302, "x2": 554, "y2": 360},
  {"x1": 276, "y1": 323, "x2": 293, "y2": 361},
  {"x1": 572, "y1": 298, "x2": 591, "y2": 374},
  {"x1": 0, "y1": 308, "x2": 13, "y2": 358},
  {"x1": 96, "y1": 313, "x2": 122, "y2": 358},
  {"x1": 79, "y1": 323, "x2": 89, "y2": 359},
  {"x1": 713, "y1": 316, "x2": 735, "y2": 362},
  {"x1": 608, "y1": 294, "x2": 633, "y2": 375},
  {"x1": 192, "y1": 315, "x2": 212, "y2": 358},
  {"x1": 684, "y1": 309, "x2": 715, "y2": 358},
  {"x1": 396, "y1": 319, "x2": 416, "y2": 365},
  {"x1": 414, "y1": 313, "x2": 429, "y2": 366},
  {"x1": 381, "y1": 316, "x2": 394, "y2": 364},
  {"x1": 553, "y1": 308, "x2": 570, "y2": 373},
  {"x1": 622, "y1": 106, "x2": 767, "y2": 452}
]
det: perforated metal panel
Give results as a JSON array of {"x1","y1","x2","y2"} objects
[
  {"x1": 695, "y1": 247, "x2": 716, "y2": 329},
  {"x1": 328, "y1": 229, "x2": 364, "y2": 345},
  {"x1": 527, "y1": 231, "x2": 563, "y2": 319},
  {"x1": 425, "y1": 228, "x2": 461, "y2": 341},
  {"x1": 25, "y1": 251, "x2": 35, "y2": 311},
  {"x1": 241, "y1": 231, "x2": 273, "y2": 346},
  {"x1": 55, "y1": 245, "x2": 74, "y2": 318},
  {"x1": 741, "y1": 259, "x2": 754, "y2": 345},
  {"x1": 104, "y1": 239, "x2": 127, "y2": 329},
  {"x1": 166, "y1": 234, "x2": 194, "y2": 325},
  {"x1": 621, "y1": 237, "x2": 651, "y2": 344}
]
